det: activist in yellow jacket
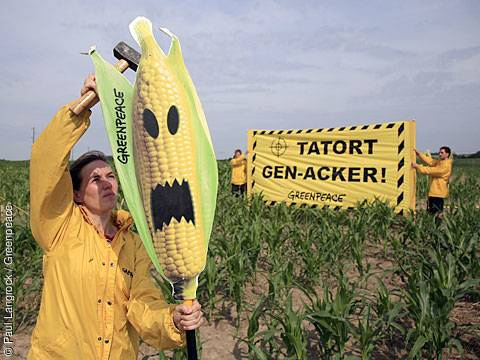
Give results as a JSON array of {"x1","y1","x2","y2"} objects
[
  {"x1": 230, "y1": 152, "x2": 247, "y2": 186},
  {"x1": 27, "y1": 102, "x2": 186, "y2": 359},
  {"x1": 416, "y1": 151, "x2": 453, "y2": 198}
]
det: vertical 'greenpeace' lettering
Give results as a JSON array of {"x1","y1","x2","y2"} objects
[{"x1": 114, "y1": 88, "x2": 130, "y2": 164}]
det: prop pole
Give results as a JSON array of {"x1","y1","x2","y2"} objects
[{"x1": 184, "y1": 299, "x2": 198, "y2": 360}]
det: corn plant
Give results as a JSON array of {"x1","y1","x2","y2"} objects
[
  {"x1": 350, "y1": 281, "x2": 404, "y2": 359},
  {"x1": 403, "y1": 249, "x2": 479, "y2": 359},
  {"x1": 303, "y1": 272, "x2": 360, "y2": 358},
  {"x1": 244, "y1": 296, "x2": 267, "y2": 357},
  {"x1": 273, "y1": 292, "x2": 308, "y2": 359}
]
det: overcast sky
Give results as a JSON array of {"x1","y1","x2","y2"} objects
[{"x1": 1, "y1": 0, "x2": 479, "y2": 160}]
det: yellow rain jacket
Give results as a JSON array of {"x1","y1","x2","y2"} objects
[
  {"x1": 417, "y1": 152, "x2": 453, "y2": 198},
  {"x1": 230, "y1": 154, "x2": 247, "y2": 185},
  {"x1": 28, "y1": 103, "x2": 185, "y2": 360}
]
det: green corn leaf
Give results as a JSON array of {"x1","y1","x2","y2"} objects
[
  {"x1": 408, "y1": 335, "x2": 427, "y2": 359},
  {"x1": 90, "y1": 49, "x2": 163, "y2": 276}
]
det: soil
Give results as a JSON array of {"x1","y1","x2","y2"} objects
[
  {"x1": 4, "y1": 244, "x2": 480, "y2": 359},
  {"x1": 6, "y1": 293, "x2": 479, "y2": 359},
  {"x1": 5, "y1": 320, "x2": 243, "y2": 360}
]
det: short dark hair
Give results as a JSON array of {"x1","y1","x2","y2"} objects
[
  {"x1": 234, "y1": 149, "x2": 242, "y2": 154},
  {"x1": 70, "y1": 151, "x2": 108, "y2": 191},
  {"x1": 440, "y1": 146, "x2": 451, "y2": 158}
]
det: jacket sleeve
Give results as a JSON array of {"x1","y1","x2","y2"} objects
[
  {"x1": 417, "y1": 164, "x2": 449, "y2": 177},
  {"x1": 230, "y1": 155, "x2": 246, "y2": 166},
  {"x1": 29, "y1": 103, "x2": 91, "y2": 252},
  {"x1": 126, "y1": 239, "x2": 185, "y2": 350},
  {"x1": 417, "y1": 152, "x2": 436, "y2": 166}
]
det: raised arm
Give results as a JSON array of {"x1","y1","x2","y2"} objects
[
  {"x1": 415, "y1": 149, "x2": 437, "y2": 166},
  {"x1": 417, "y1": 163, "x2": 450, "y2": 177},
  {"x1": 230, "y1": 154, "x2": 246, "y2": 166},
  {"x1": 29, "y1": 77, "x2": 94, "y2": 252}
]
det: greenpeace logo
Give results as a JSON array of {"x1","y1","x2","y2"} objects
[
  {"x1": 122, "y1": 267, "x2": 133, "y2": 278},
  {"x1": 113, "y1": 88, "x2": 130, "y2": 164}
]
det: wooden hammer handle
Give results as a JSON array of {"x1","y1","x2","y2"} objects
[{"x1": 70, "y1": 59, "x2": 130, "y2": 115}]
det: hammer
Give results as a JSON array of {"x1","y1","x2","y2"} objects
[{"x1": 69, "y1": 42, "x2": 140, "y2": 115}]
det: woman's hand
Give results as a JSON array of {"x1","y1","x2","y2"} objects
[
  {"x1": 81, "y1": 74, "x2": 97, "y2": 96},
  {"x1": 172, "y1": 300, "x2": 204, "y2": 331}
]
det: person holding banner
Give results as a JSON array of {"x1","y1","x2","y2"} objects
[
  {"x1": 27, "y1": 74, "x2": 204, "y2": 360},
  {"x1": 412, "y1": 146, "x2": 453, "y2": 215},
  {"x1": 230, "y1": 149, "x2": 247, "y2": 196}
]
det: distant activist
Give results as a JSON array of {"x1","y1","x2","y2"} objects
[
  {"x1": 230, "y1": 149, "x2": 247, "y2": 196},
  {"x1": 412, "y1": 146, "x2": 453, "y2": 215}
]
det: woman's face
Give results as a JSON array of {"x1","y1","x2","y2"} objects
[{"x1": 74, "y1": 160, "x2": 118, "y2": 215}]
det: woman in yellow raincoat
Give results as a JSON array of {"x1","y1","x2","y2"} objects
[{"x1": 27, "y1": 75, "x2": 203, "y2": 359}]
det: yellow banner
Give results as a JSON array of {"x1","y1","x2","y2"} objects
[{"x1": 247, "y1": 121, "x2": 416, "y2": 213}]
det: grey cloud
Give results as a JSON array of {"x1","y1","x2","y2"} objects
[{"x1": 437, "y1": 45, "x2": 480, "y2": 65}]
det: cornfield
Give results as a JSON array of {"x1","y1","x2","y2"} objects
[{"x1": 0, "y1": 157, "x2": 479, "y2": 359}]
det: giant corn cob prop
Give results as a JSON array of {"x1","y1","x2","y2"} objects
[
  {"x1": 128, "y1": 15, "x2": 218, "y2": 301},
  {"x1": 91, "y1": 16, "x2": 217, "y2": 358}
]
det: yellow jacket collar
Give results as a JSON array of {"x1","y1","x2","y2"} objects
[
  {"x1": 112, "y1": 209, "x2": 134, "y2": 230},
  {"x1": 78, "y1": 205, "x2": 133, "y2": 232}
]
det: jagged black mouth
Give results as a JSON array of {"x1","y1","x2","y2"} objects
[{"x1": 151, "y1": 179, "x2": 195, "y2": 231}]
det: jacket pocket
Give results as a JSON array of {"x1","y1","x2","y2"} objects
[{"x1": 41, "y1": 329, "x2": 76, "y2": 358}]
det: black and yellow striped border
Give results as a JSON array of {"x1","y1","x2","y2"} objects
[
  {"x1": 396, "y1": 123, "x2": 406, "y2": 215},
  {"x1": 250, "y1": 121, "x2": 407, "y2": 213}
]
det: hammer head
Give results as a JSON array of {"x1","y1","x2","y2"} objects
[{"x1": 113, "y1": 41, "x2": 140, "y2": 71}]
